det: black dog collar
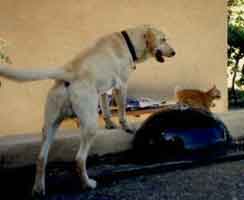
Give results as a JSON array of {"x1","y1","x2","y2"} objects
[{"x1": 121, "y1": 30, "x2": 138, "y2": 62}]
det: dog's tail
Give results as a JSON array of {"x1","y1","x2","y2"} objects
[{"x1": 0, "y1": 64, "x2": 74, "y2": 82}]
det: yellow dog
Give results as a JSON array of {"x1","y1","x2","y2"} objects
[{"x1": 0, "y1": 24, "x2": 175, "y2": 196}]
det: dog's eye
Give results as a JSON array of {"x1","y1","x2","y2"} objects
[{"x1": 160, "y1": 38, "x2": 166, "y2": 43}]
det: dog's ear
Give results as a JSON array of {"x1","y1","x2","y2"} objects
[{"x1": 144, "y1": 28, "x2": 156, "y2": 52}]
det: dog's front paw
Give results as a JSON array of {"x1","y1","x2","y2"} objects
[
  {"x1": 120, "y1": 120, "x2": 135, "y2": 134},
  {"x1": 125, "y1": 127, "x2": 136, "y2": 134},
  {"x1": 105, "y1": 121, "x2": 118, "y2": 129},
  {"x1": 104, "y1": 118, "x2": 118, "y2": 129}
]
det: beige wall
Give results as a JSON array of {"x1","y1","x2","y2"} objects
[{"x1": 0, "y1": 0, "x2": 227, "y2": 134}]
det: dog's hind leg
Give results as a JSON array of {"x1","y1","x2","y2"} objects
[
  {"x1": 100, "y1": 93, "x2": 118, "y2": 129},
  {"x1": 32, "y1": 88, "x2": 64, "y2": 196},
  {"x1": 75, "y1": 123, "x2": 97, "y2": 190},
  {"x1": 113, "y1": 86, "x2": 134, "y2": 133},
  {"x1": 69, "y1": 83, "x2": 98, "y2": 190}
]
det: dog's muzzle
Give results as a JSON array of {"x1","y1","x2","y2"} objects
[{"x1": 155, "y1": 49, "x2": 165, "y2": 63}]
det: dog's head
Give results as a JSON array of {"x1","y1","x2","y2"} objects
[{"x1": 143, "y1": 26, "x2": 176, "y2": 63}]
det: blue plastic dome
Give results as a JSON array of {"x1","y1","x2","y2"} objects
[{"x1": 133, "y1": 105, "x2": 232, "y2": 162}]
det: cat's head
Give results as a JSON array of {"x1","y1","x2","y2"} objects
[{"x1": 207, "y1": 85, "x2": 221, "y2": 100}]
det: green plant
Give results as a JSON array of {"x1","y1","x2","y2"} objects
[
  {"x1": 0, "y1": 38, "x2": 11, "y2": 64},
  {"x1": 228, "y1": 0, "x2": 244, "y2": 104},
  {"x1": 0, "y1": 38, "x2": 11, "y2": 87}
]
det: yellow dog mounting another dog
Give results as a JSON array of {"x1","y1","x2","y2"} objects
[{"x1": 0, "y1": 24, "x2": 176, "y2": 196}]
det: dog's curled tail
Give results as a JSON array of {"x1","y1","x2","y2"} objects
[{"x1": 0, "y1": 65, "x2": 74, "y2": 82}]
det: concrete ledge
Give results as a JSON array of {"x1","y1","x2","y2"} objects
[
  {"x1": 1, "y1": 110, "x2": 244, "y2": 168},
  {"x1": 0, "y1": 128, "x2": 134, "y2": 168},
  {"x1": 218, "y1": 110, "x2": 244, "y2": 138}
]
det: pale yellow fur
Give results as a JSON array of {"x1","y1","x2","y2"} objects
[{"x1": 0, "y1": 25, "x2": 175, "y2": 195}]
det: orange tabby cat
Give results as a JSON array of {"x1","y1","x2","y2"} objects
[{"x1": 175, "y1": 85, "x2": 221, "y2": 111}]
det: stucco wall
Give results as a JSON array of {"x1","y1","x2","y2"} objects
[{"x1": 0, "y1": 0, "x2": 227, "y2": 134}]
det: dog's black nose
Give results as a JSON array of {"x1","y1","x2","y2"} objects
[{"x1": 171, "y1": 51, "x2": 176, "y2": 56}]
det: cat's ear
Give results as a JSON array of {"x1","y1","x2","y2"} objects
[
  {"x1": 210, "y1": 85, "x2": 217, "y2": 91},
  {"x1": 174, "y1": 85, "x2": 182, "y2": 99},
  {"x1": 207, "y1": 85, "x2": 216, "y2": 94},
  {"x1": 174, "y1": 85, "x2": 182, "y2": 94}
]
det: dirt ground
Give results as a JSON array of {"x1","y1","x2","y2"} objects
[
  {"x1": 2, "y1": 110, "x2": 244, "y2": 200},
  {"x1": 46, "y1": 160, "x2": 244, "y2": 200}
]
